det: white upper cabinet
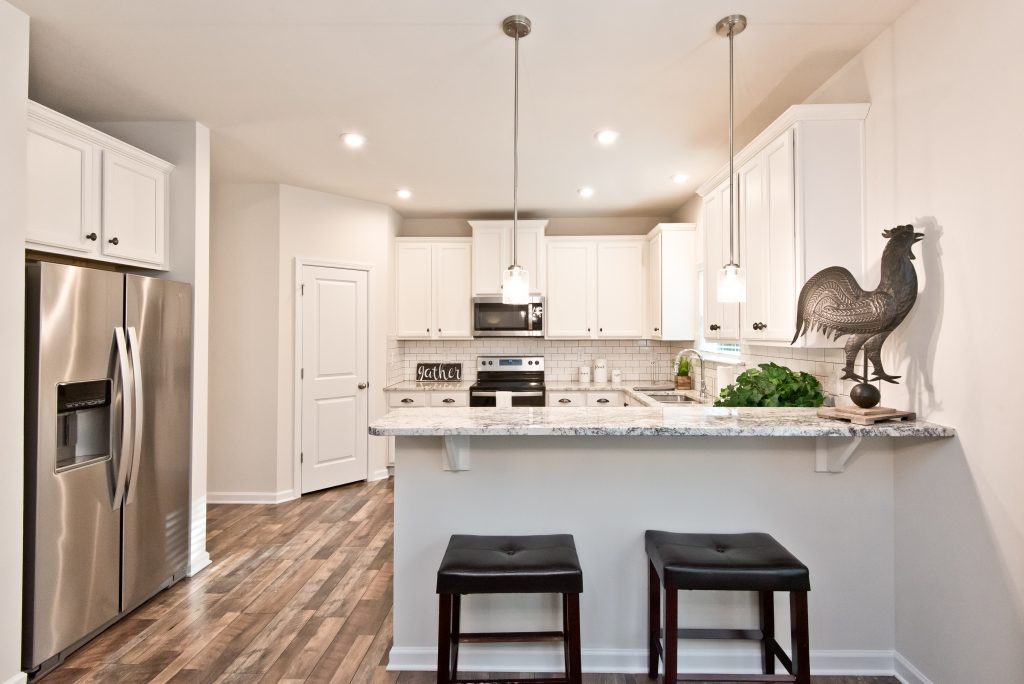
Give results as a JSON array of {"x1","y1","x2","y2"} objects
[
  {"x1": 394, "y1": 238, "x2": 472, "y2": 340},
  {"x1": 546, "y1": 236, "x2": 644, "y2": 339},
  {"x1": 647, "y1": 224, "x2": 697, "y2": 341},
  {"x1": 545, "y1": 239, "x2": 596, "y2": 338},
  {"x1": 596, "y1": 239, "x2": 645, "y2": 338},
  {"x1": 469, "y1": 220, "x2": 547, "y2": 296},
  {"x1": 703, "y1": 180, "x2": 741, "y2": 341},
  {"x1": 698, "y1": 104, "x2": 868, "y2": 347},
  {"x1": 25, "y1": 102, "x2": 173, "y2": 269},
  {"x1": 26, "y1": 118, "x2": 98, "y2": 254}
]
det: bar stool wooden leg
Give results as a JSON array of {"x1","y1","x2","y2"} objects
[
  {"x1": 562, "y1": 594, "x2": 571, "y2": 679},
  {"x1": 662, "y1": 584, "x2": 677, "y2": 684},
  {"x1": 437, "y1": 593, "x2": 452, "y2": 684},
  {"x1": 566, "y1": 593, "x2": 582, "y2": 684},
  {"x1": 648, "y1": 561, "x2": 660, "y2": 679},
  {"x1": 759, "y1": 590, "x2": 776, "y2": 675},
  {"x1": 791, "y1": 591, "x2": 810, "y2": 684},
  {"x1": 450, "y1": 594, "x2": 461, "y2": 679}
]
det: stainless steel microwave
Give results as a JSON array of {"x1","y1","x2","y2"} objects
[{"x1": 472, "y1": 296, "x2": 544, "y2": 337}]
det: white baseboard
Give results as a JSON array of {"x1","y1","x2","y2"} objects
[
  {"x1": 3, "y1": 671, "x2": 28, "y2": 684},
  {"x1": 207, "y1": 489, "x2": 297, "y2": 504},
  {"x1": 895, "y1": 651, "x2": 935, "y2": 684},
  {"x1": 388, "y1": 645, "x2": 896, "y2": 675},
  {"x1": 368, "y1": 467, "x2": 391, "y2": 482}
]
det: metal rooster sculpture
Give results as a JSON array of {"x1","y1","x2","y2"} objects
[{"x1": 792, "y1": 225, "x2": 924, "y2": 387}]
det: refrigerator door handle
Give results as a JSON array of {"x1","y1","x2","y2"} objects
[
  {"x1": 125, "y1": 326, "x2": 145, "y2": 505},
  {"x1": 112, "y1": 327, "x2": 134, "y2": 510}
]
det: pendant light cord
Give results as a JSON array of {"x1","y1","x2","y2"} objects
[
  {"x1": 728, "y1": 24, "x2": 736, "y2": 267},
  {"x1": 512, "y1": 32, "x2": 520, "y2": 267}
]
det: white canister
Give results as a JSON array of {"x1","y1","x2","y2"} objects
[
  {"x1": 611, "y1": 369, "x2": 622, "y2": 384},
  {"x1": 593, "y1": 358, "x2": 608, "y2": 384},
  {"x1": 578, "y1": 366, "x2": 592, "y2": 383}
]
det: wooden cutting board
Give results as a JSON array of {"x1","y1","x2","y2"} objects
[{"x1": 818, "y1": 406, "x2": 917, "y2": 425}]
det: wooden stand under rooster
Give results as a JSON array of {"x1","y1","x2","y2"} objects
[{"x1": 792, "y1": 224, "x2": 925, "y2": 425}]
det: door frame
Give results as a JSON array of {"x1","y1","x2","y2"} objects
[{"x1": 293, "y1": 258, "x2": 376, "y2": 497}]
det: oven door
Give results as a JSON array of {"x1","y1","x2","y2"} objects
[
  {"x1": 472, "y1": 297, "x2": 544, "y2": 337},
  {"x1": 469, "y1": 390, "x2": 546, "y2": 407}
]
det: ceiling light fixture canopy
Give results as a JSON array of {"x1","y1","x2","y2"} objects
[
  {"x1": 716, "y1": 13, "x2": 747, "y2": 304},
  {"x1": 502, "y1": 14, "x2": 533, "y2": 305}
]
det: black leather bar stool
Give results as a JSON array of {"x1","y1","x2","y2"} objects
[
  {"x1": 436, "y1": 534, "x2": 583, "y2": 684},
  {"x1": 645, "y1": 531, "x2": 811, "y2": 684}
]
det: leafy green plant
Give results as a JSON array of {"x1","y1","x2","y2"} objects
[
  {"x1": 676, "y1": 357, "x2": 691, "y2": 376},
  {"x1": 715, "y1": 362, "x2": 824, "y2": 407}
]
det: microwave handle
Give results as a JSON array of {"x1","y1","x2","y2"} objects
[{"x1": 528, "y1": 303, "x2": 534, "y2": 331}]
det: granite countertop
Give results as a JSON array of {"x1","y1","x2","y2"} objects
[
  {"x1": 384, "y1": 380, "x2": 475, "y2": 391},
  {"x1": 368, "y1": 406, "x2": 955, "y2": 438}
]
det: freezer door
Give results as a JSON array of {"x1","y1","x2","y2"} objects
[
  {"x1": 122, "y1": 274, "x2": 192, "y2": 611},
  {"x1": 24, "y1": 263, "x2": 125, "y2": 670}
]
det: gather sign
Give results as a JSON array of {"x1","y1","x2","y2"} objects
[{"x1": 416, "y1": 363, "x2": 463, "y2": 382}]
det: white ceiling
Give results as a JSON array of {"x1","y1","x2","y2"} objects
[{"x1": 13, "y1": 0, "x2": 914, "y2": 217}]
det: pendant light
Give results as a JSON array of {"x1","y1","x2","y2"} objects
[
  {"x1": 716, "y1": 14, "x2": 747, "y2": 304},
  {"x1": 501, "y1": 15, "x2": 532, "y2": 304}
]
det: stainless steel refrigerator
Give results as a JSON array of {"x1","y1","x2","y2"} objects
[{"x1": 23, "y1": 262, "x2": 192, "y2": 676}]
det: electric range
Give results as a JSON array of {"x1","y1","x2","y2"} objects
[{"x1": 469, "y1": 356, "x2": 545, "y2": 407}]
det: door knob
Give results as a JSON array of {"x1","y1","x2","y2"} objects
[
  {"x1": 108, "y1": 237, "x2": 119, "y2": 245},
  {"x1": 85, "y1": 232, "x2": 97, "y2": 241},
  {"x1": 358, "y1": 382, "x2": 368, "y2": 389}
]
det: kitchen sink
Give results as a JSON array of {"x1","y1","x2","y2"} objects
[{"x1": 636, "y1": 390, "x2": 701, "y2": 404}]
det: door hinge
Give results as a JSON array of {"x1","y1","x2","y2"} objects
[
  {"x1": 300, "y1": 368, "x2": 304, "y2": 379},
  {"x1": 300, "y1": 452, "x2": 304, "y2": 463},
  {"x1": 301, "y1": 283, "x2": 305, "y2": 295}
]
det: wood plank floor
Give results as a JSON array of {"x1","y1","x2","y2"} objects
[{"x1": 39, "y1": 478, "x2": 897, "y2": 684}]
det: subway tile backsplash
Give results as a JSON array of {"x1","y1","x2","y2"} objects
[{"x1": 387, "y1": 338, "x2": 865, "y2": 406}]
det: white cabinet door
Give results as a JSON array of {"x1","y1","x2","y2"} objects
[
  {"x1": 515, "y1": 223, "x2": 547, "y2": 295},
  {"x1": 656, "y1": 225, "x2": 698, "y2": 341},
  {"x1": 26, "y1": 120, "x2": 98, "y2": 254},
  {"x1": 547, "y1": 391, "x2": 586, "y2": 407},
  {"x1": 597, "y1": 240, "x2": 644, "y2": 338},
  {"x1": 648, "y1": 233, "x2": 663, "y2": 338},
  {"x1": 432, "y1": 242, "x2": 473, "y2": 338},
  {"x1": 395, "y1": 241, "x2": 433, "y2": 338},
  {"x1": 100, "y1": 149, "x2": 166, "y2": 266},
  {"x1": 546, "y1": 240, "x2": 596, "y2": 338},
  {"x1": 470, "y1": 224, "x2": 509, "y2": 296},
  {"x1": 738, "y1": 153, "x2": 767, "y2": 340},
  {"x1": 704, "y1": 181, "x2": 741, "y2": 340},
  {"x1": 762, "y1": 130, "x2": 797, "y2": 342}
]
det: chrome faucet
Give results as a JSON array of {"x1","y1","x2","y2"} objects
[{"x1": 675, "y1": 348, "x2": 708, "y2": 401}]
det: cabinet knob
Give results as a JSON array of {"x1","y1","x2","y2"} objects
[
  {"x1": 654, "y1": 327, "x2": 660, "y2": 332},
  {"x1": 559, "y1": 398, "x2": 571, "y2": 404},
  {"x1": 709, "y1": 324, "x2": 720, "y2": 331},
  {"x1": 85, "y1": 232, "x2": 97, "y2": 241},
  {"x1": 358, "y1": 382, "x2": 368, "y2": 389},
  {"x1": 587, "y1": 328, "x2": 591, "y2": 332},
  {"x1": 401, "y1": 398, "x2": 414, "y2": 404},
  {"x1": 599, "y1": 327, "x2": 603, "y2": 332},
  {"x1": 108, "y1": 237, "x2": 119, "y2": 245},
  {"x1": 442, "y1": 398, "x2": 455, "y2": 404},
  {"x1": 596, "y1": 398, "x2": 610, "y2": 404}
]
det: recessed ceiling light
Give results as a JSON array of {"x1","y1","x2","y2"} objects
[
  {"x1": 577, "y1": 186, "x2": 595, "y2": 198},
  {"x1": 671, "y1": 173, "x2": 689, "y2": 184},
  {"x1": 594, "y1": 130, "x2": 619, "y2": 145},
  {"x1": 396, "y1": 188, "x2": 412, "y2": 200},
  {"x1": 340, "y1": 132, "x2": 366, "y2": 148}
]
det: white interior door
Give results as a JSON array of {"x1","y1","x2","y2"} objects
[{"x1": 301, "y1": 265, "x2": 369, "y2": 493}]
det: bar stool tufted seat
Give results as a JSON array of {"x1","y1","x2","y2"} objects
[
  {"x1": 645, "y1": 530, "x2": 811, "y2": 684},
  {"x1": 436, "y1": 534, "x2": 583, "y2": 684}
]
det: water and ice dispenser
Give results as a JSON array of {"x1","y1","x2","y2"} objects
[{"x1": 55, "y1": 379, "x2": 112, "y2": 472}]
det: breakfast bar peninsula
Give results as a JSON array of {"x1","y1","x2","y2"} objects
[{"x1": 369, "y1": 405, "x2": 953, "y2": 676}]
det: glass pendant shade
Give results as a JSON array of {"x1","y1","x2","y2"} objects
[
  {"x1": 502, "y1": 265, "x2": 530, "y2": 304},
  {"x1": 717, "y1": 264, "x2": 747, "y2": 303}
]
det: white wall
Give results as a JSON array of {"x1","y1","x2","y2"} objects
[
  {"x1": 804, "y1": 0, "x2": 1024, "y2": 680},
  {"x1": 0, "y1": 4, "x2": 28, "y2": 681},
  {"x1": 91, "y1": 120, "x2": 213, "y2": 575},
  {"x1": 277, "y1": 185, "x2": 400, "y2": 487},
  {"x1": 209, "y1": 184, "x2": 281, "y2": 497},
  {"x1": 208, "y1": 183, "x2": 399, "y2": 501}
]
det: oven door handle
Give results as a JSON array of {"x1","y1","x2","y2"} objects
[{"x1": 471, "y1": 391, "x2": 544, "y2": 398}]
